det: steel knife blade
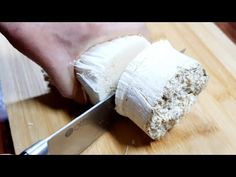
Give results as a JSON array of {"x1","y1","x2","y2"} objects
[{"x1": 20, "y1": 94, "x2": 117, "y2": 155}]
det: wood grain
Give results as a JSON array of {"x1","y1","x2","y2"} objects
[{"x1": 1, "y1": 23, "x2": 236, "y2": 154}]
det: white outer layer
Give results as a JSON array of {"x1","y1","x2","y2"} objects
[
  {"x1": 75, "y1": 35, "x2": 150, "y2": 104},
  {"x1": 115, "y1": 40, "x2": 208, "y2": 139}
]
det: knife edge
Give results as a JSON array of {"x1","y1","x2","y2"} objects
[{"x1": 48, "y1": 93, "x2": 116, "y2": 154}]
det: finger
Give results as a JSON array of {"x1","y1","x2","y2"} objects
[
  {"x1": 47, "y1": 62, "x2": 87, "y2": 104},
  {"x1": 41, "y1": 47, "x2": 88, "y2": 104}
]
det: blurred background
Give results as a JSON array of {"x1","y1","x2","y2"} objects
[{"x1": 216, "y1": 22, "x2": 236, "y2": 44}]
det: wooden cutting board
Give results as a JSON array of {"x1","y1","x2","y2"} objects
[{"x1": 1, "y1": 23, "x2": 236, "y2": 154}]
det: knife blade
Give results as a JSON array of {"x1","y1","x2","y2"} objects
[{"x1": 20, "y1": 94, "x2": 117, "y2": 155}]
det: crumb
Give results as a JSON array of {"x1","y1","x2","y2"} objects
[{"x1": 27, "y1": 122, "x2": 34, "y2": 126}]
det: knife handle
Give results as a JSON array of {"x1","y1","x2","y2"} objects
[{"x1": 19, "y1": 139, "x2": 48, "y2": 155}]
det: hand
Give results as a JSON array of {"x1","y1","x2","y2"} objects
[{"x1": 0, "y1": 22, "x2": 149, "y2": 104}]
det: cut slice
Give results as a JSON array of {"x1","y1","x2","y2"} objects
[
  {"x1": 115, "y1": 40, "x2": 209, "y2": 139},
  {"x1": 75, "y1": 35, "x2": 151, "y2": 104}
]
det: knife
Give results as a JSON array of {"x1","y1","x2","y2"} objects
[{"x1": 20, "y1": 94, "x2": 117, "y2": 155}]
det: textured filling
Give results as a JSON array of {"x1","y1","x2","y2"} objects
[{"x1": 146, "y1": 64, "x2": 208, "y2": 139}]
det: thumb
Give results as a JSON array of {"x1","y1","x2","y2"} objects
[{"x1": 42, "y1": 49, "x2": 88, "y2": 104}]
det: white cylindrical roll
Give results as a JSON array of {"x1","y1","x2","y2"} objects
[
  {"x1": 115, "y1": 40, "x2": 208, "y2": 139},
  {"x1": 75, "y1": 35, "x2": 151, "y2": 104}
]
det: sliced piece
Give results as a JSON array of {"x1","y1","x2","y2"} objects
[
  {"x1": 115, "y1": 40, "x2": 209, "y2": 140},
  {"x1": 75, "y1": 35, "x2": 151, "y2": 104}
]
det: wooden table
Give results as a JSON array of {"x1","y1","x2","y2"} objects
[{"x1": 1, "y1": 23, "x2": 236, "y2": 154}]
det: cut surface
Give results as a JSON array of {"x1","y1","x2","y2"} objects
[{"x1": 146, "y1": 64, "x2": 208, "y2": 139}]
